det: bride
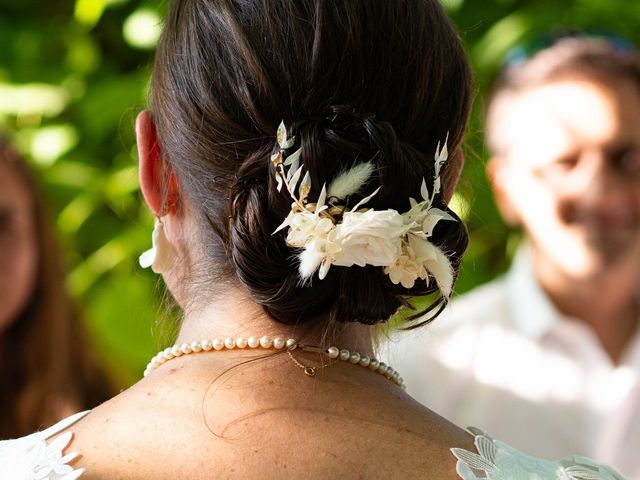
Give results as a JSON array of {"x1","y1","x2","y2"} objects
[{"x1": 0, "y1": 0, "x2": 626, "y2": 478}]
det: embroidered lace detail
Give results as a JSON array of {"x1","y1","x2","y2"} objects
[
  {"x1": 452, "y1": 427, "x2": 626, "y2": 480},
  {"x1": 0, "y1": 411, "x2": 89, "y2": 480}
]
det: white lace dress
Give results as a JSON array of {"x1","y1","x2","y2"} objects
[
  {"x1": 452, "y1": 428, "x2": 626, "y2": 480},
  {"x1": 0, "y1": 413, "x2": 626, "y2": 479}
]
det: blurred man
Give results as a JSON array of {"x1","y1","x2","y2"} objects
[{"x1": 383, "y1": 36, "x2": 640, "y2": 478}]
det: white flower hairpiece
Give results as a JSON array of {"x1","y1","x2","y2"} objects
[{"x1": 270, "y1": 121, "x2": 457, "y2": 297}]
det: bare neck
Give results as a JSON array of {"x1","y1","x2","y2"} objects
[
  {"x1": 533, "y1": 252, "x2": 639, "y2": 364},
  {"x1": 174, "y1": 287, "x2": 376, "y2": 358}
]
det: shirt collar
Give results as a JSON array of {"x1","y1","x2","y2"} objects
[
  {"x1": 504, "y1": 245, "x2": 640, "y2": 369},
  {"x1": 504, "y1": 245, "x2": 559, "y2": 340}
]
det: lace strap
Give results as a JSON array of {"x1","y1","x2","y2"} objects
[
  {"x1": 451, "y1": 427, "x2": 626, "y2": 480},
  {"x1": 39, "y1": 410, "x2": 91, "y2": 441},
  {"x1": 0, "y1": 410, "x2": 90, "y2": 480}
]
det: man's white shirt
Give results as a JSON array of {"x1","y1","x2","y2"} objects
[{"x1": 381, "y1": 248, "x2": 640, "y2": 479}]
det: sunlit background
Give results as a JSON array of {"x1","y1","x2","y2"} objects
[{"x1": 0, "y1": 0, "x2": 638, "y2": 387}]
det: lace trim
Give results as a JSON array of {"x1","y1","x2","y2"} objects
[
  {"x1": 0, "y1": 410, "x2": 89, "y2": 480},
  {"x1": 451, "y1": 427, "x2": 626, "y2": 480}
]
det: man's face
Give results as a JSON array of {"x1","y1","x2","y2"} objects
[{"x1": 490, "y1": 77, "x2": 640, "y2": 279}]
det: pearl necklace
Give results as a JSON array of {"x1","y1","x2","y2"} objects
[{"x1": 144, "y1": 335, "x2": 405, "y2": 388}]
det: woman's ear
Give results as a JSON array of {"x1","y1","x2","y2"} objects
[{"x1": 136, "y1": 110, "x2": 177, "y2": 216}]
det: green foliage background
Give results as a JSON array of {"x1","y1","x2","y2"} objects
[{"x1": 0, "y1": 0, "x2": 638, "y2": 386}]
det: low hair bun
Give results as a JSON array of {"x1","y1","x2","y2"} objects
[
  {"x1": 226, "y1": 108, "x2": 467, "y2": 327},
  {"x1": 227, "y1": 146, "x2": 335, "y2": 325}
]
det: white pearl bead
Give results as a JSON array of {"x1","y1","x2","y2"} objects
[
  {"x1": 201, "y1": 340, "x2": 213, "y2": 351},
  {"x1": 212, "y1": 338, "x2": 224, "y2": 350},
  {"x1": 327, "y1": 346, "x2": 339, "y2": 359},
  {"x1": 247, "y1": 336, "x2": 259, "y2": 348},
  {"x1": 224, "y1": 337, "x2": 236, "y2": 349},
  {"x1": 369, "y1": 359, "x2": 379, "y2": 370},
  {"x1": 260, "y1": 336, "x2": 273, "y2": 348},
  {"x1": 171, "y1": 345, "x2": 182, "y2": 357},
  {"x1": 286, "y1": 338, "x2": 297, "y2": 349},
  {"x1": 359, "y1": 356, "x2": 370, "y2": 367},
  {"x1": 236, "y1": 337, "x2": 248, "y2": 348},
  {"x1": 163, "y1": 347, "x2": 173, "y2": 358},
  {"x1": 273, "y1": 337, "x2": 285, "y2": 349},
  {"x1": 181, "y1": 343, "x2": 192, "y2": 354},
  {"x1": 191, "y1": 341, "x2": 202, "y2": 352},
  {"x1": 349, "y1": 352, "x2": 361, "y2": 364},
  {"x1": 377, "y1": 362, "x2": 388, "y2": 375},
  {"x1": 339, "y1": 349, "x2": 350, "y2": 361}
]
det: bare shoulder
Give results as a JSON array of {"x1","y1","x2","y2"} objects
[
  {"x1": 62, "y1": 370, "x2": 219, "y2": 476},
  {"x1": 362, "y1": 389, "x2": 474, "y2": 479},
  {"x1": 248, "y1": 380, "x2": 474, "y2": 479},
  {"x1": 61, "y1": 377, "x2": 214, "y2": 479},
  {"x1": 61, "y1": 370, "x2": 470, "y2": 479}
]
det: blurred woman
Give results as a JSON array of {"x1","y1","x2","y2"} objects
[{"x1": 0, "y1": 137, "x2": 113, "y2": 438}]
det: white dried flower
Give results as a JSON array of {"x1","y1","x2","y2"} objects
[
  {"x1": 327, "y1": 162, "x2": 375, "y2": 200},
  {"x1": 270, "y1": 121, "x2": 457, "y2": 297},
  {"x1": 331, "y1": 209, "x2": 405, "y2": 268}
]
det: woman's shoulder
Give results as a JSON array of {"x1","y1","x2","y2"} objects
[
  {"x1": 3, "y1": 390, "x2": 623, "y2": 479},
  {"x1": 452, "y1": 427, "x2": 626, "y2": 480},
  {"x1": 62, "y1": 375, "x2": 473, "y2": 479},
  {"x1": 0, "y1": 410, "x2": 89, "y2": 480}
]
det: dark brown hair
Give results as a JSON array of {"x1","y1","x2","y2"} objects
[
  {"x1": 0, "y1": 138, "x2": 114, "y2": 438},
  {"x1": 487, "y1": 36, "x2": 640, "y2": 154},
  {"x1": 150, "y1": 0, "x2": 473, "y2": 327}
]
